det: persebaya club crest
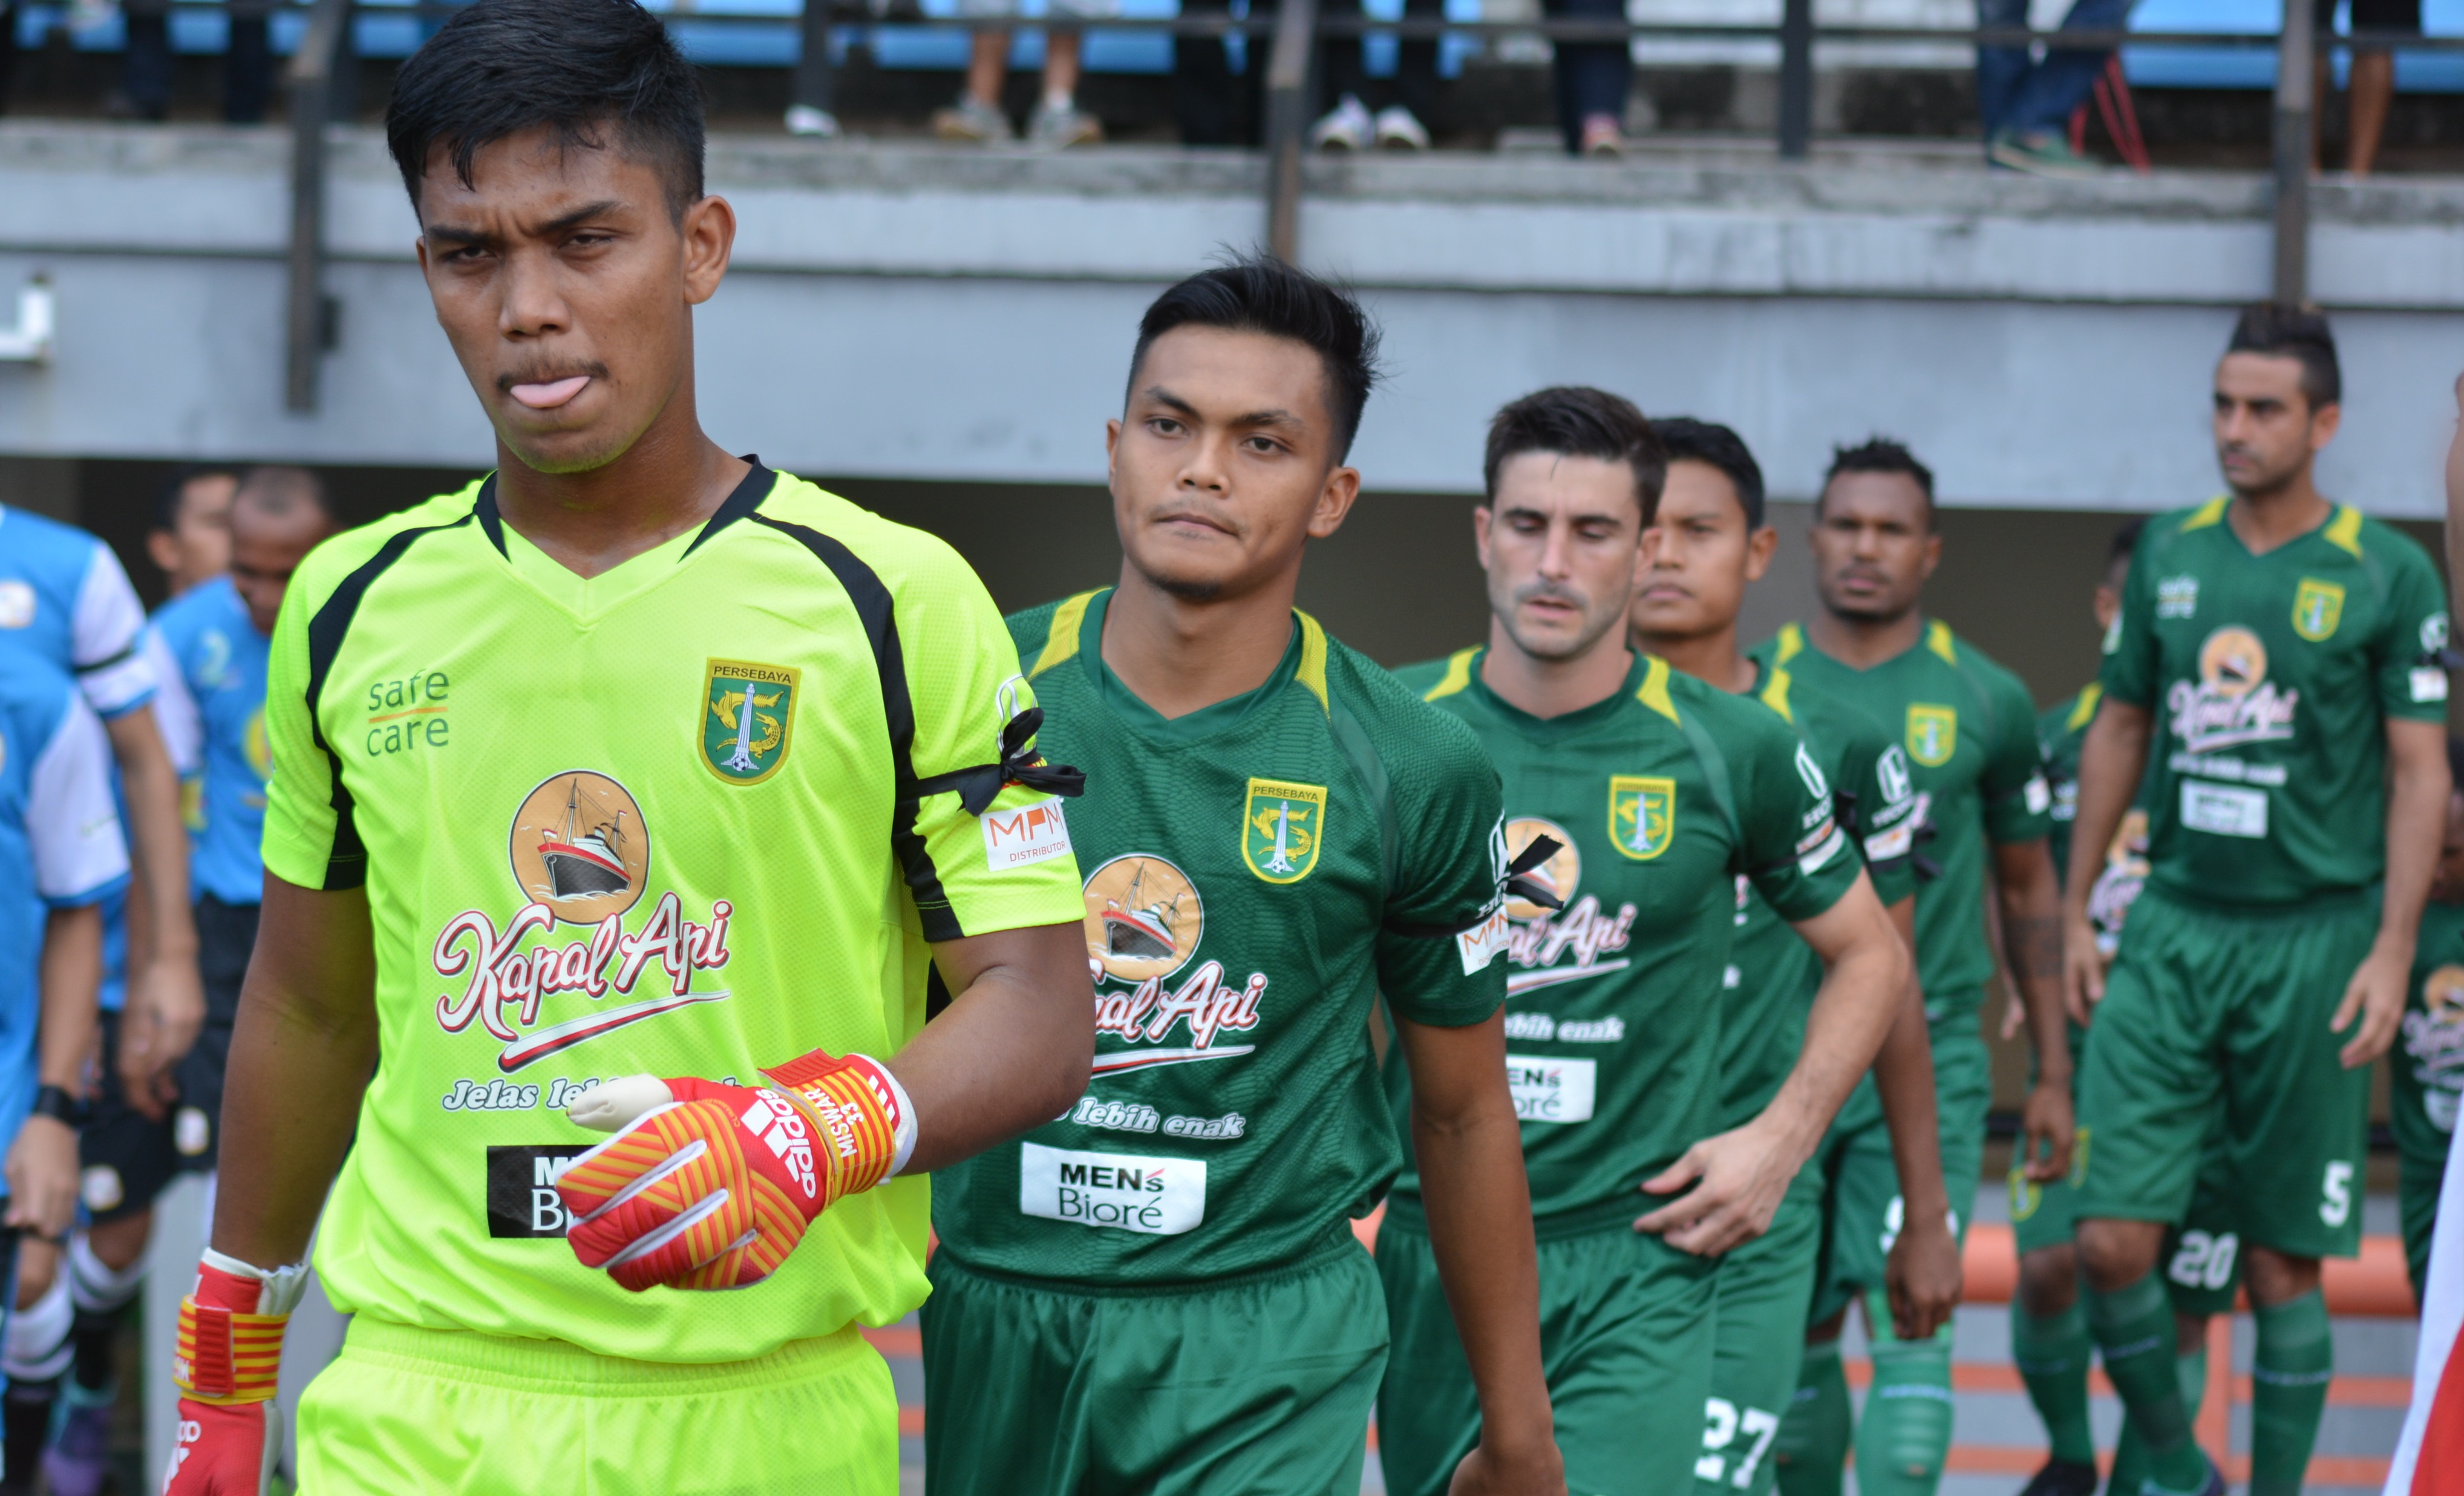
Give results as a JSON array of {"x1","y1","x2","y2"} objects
[
  {"x1": 1907, "y1": 704, "x2": 1958, "y2": 767},
  {"x1": 702, "y1": 659, "x2": 801, "y2": 785},
  {"x1": 1244, "y1": 779, "x2": 1327, "y2": 884},
  {"x1": 1609, "y1": 776, "x2": 1675, "y2": 861},
  {"x1": 2293, "y1": 578, "x2": 2345, "y2": 642}
]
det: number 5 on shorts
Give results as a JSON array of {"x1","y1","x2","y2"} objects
[{"x1": 2320, "y1": 1160, "x2": 2354, "y2": 1227}]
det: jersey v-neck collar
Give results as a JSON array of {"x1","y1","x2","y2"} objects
[
  {"x1": 471, "y1": 460, "x2": 779, "y2": 620},
  {"x1": 1075, "y1": 587, "x2": 1305, "y2": 744},
  {"x1": 1795, "y1": 619, "x2": 1930, "y2": 678},
  {"x1": 1458, "y1": 647, "x2": 1653, "y2": 741}
]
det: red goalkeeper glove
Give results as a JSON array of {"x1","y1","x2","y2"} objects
[
  {"x1": 163, "y1": 1252, "x2": 307, "y2": 1496},
  {"x1": 555, "y1": 1049, "x2": 916, "y2": 1292}
]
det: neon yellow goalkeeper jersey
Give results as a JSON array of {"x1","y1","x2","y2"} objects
[{"x1": 260, "y1": 466, "x2": 1085, "y2": 1364}]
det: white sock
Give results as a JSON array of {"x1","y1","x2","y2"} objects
[
  {"x1": 4, "y1": 1272, "x2": 72, "y2": 1383},
  {"x1": 66, "y1": 1233, "x2": 145, "y2": 1317}
]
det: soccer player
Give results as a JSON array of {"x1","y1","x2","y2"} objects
[
  {"x1": 163, "y1": 5, "x2": 1097, "y2": 1492},
  {"x1": 1382, "y1": 388, "x2": 1909, "y2": 1496},
  {"x1": 2065, "y1": 304, "x2": 2451, "y2": 1496},
  {"x1": 1628, "y1": 417, "x2": 1961, "y2": 1496},
  {"x1": 145, "y1": 466, "x2": 242, "y2": 600},
  {"x1": 2394, "y1": 742, "x2": 2464, "y2": 1305},
  {"x1": 0, "y1": 508, "x2": 201, "y2": 1172},
  {"x1": 31, "y1": 469, "x2": 339, "y2": 1496},
  {"x1": 1751, "y1": 438, "x2": 2073, "y2": 1496},
  {"x1": 923, "y1": 260, "x2": 1563, "y2": 1496}
]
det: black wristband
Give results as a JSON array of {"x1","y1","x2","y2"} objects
[{"x1": 28, "y1": 1085, "x2": 82, "y2": 1126}]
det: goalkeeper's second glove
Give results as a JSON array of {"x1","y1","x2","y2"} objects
[
  {"x1": 163, "y1": 1250, "x2": 309, "y2": 1496},
  {"x1": 555, "y1": 1049, "x2": 916, "y2": 1292}
]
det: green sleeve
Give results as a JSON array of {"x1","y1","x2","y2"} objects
[
  {"x1": 1841, "y1": 725, "x2": 1921, "y2": 908},
  {"x1": 2099, "y1": 530, "x2": 2162, "y2": 707},
  {"x1": 1740, "y1": 708, "x2": 1861, "y2": 924},
  {"x1": 1981, "y1": 670, "x2": 2055, "y2": 845},
  {"x1": 1374, "y1": 707, "x2": 1510, "y2": 1028},
  {"x1": 2373, "y1": 542, "x2": 2452, "y2": 724}
]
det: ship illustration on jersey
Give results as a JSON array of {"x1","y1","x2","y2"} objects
[
  {"x1": 535, "y1": 776, "x2": 633, "y2": 901},
  {"x1": 1102, "y1": 863, "x2": 1185, "y2": 962}
]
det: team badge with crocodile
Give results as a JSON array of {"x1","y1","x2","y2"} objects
[{"x1": 702, "y1": 659, "x2": 800, "y2": 785}]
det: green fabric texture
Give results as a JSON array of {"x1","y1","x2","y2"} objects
[
  {"x1": 1699, "y1": 1180, "x2": 1826, "y2": 1495},
  {"x1": 1771, "y1": 1338, "x2": 1849, "y2": 1496},
  {"x1": 2010, "y1": 1303, "x2": 2095, "y2": 1466},
  {"x1": 919, "y1": 1246, "x2": 1385, "y2": 1496},
  {"x1": 1374, "y1": 1203, "x2": 1716, "y2": 1496},
  {"x1": 1853, "y1": 1285, "x2": 1955, "y2": 1496},
  {"x1": 2109, "y1": 1342, "x2": 2208, "y2": 1496},
  {"x1": 2249, "y1": 1290, "x2": 2333, "y2": 1496},
  {"x1": 2084, "y1": 1274, "x2": 2206, "y2": 1493}
]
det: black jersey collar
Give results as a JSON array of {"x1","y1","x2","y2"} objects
[{"x1": 469, "y1": 458, "x2": 777, "y2": 561}]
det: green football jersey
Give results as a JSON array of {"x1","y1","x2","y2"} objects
[
  {"x1": 2393, "y1": 900, "x2": 2464, "y2": 1166},
  {"x1": 1751, "y1": 621, "x2": 2052, "y2": 1017},
  {"x1": 929, "y1": 590, "x2": 1508, "y2": 1285},
  {"x1": 2100, "y1": 498, "x2": 2450, "y2": 906},
  {"x1": 1717, "y1": 658, "x2": 1922, "y2": 1130},
  {"x1": 1388, "y1": 647, "x2": 1863, "y2": 1224},
  {"x1": 258, "y1": 468, "x2": 1085, "y2": 1364}
]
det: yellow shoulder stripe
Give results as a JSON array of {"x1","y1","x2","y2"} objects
[
  {"x1": 2324, "y1": 505, "x2": 2364, "y2": 557},
  {"x1": 1774, "y1": 622, "x2": 1805, "y2": 665},
  {"x1": 1926, "y1": 619, "x2": 1958, "y2": 665},
  {"x1": 1423, "y1": 647, "x2": 1479, "y2": 702},
  {"x1": 2065, "y1": 681, "x2": 2102, "y2": 731},
  {"x1": 2180, "y1": 496, "x2": 2229, "y2": 531},
  {"x1": 1759, "y1": 665, "x2": 1793, "y2": 722},
  {"x1": 1028, "y1": 590, "x2": 1100, "y2": 679},
  {"x1": 1636, "y1": 654, "x2": 1680, "y2": 724},
  {"x1": 1296, "y1": 611, "x2": 1330, "y2": 714}
]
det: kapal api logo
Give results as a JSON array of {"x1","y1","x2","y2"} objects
[
  {"x1": 2168, "y1": 626, "x2": 2298, "y2": 755},
  {"x1": 1497, "y1": 817, "x2": 1636, "y2": 999},
  {"x1": 430, "y1": 770, "x2": 733, "y2": 1073},
  {"x1": 1081, "y1": 854, "x2": 1264, "y2": 1079}
]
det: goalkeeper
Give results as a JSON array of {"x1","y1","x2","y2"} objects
[{"x1": 160, "y1": 2, "x2": 1093, "y2": 1492}]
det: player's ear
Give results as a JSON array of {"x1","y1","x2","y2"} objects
[
  {"x1": 681, "y1": 195, "x2": 735, "y2": 306},
  {"x1": 1744, "y1": 525, "x2": 1777, "y2": 583},
  {"x1": 2308, "y1": 399, "x2": 2342, "y2": 452},
  {"x1": 1306, "y1": 463, "x2": 1361, "y2": 541}
]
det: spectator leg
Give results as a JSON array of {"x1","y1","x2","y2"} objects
[
  {"x1": 2345, "y1": 48, "x2": 2392, "y2": 174},
  {"x1": 123, "y1": 6, "x2": 175, "y2": 120},
  {"x1": 1998, "y1": 0, "x2": 2132, "y2": 143},
  {"x1": 1543, "y1": 0, "x2": 1627, "y2": 152},
  {"x1": 1321, "y1": 0, "x2": 1367, "y2": 114},
  {"x1": 792, "y1": 0, "x2": 839, "y2": 116},
  {"x1": 224, "y1": 10, "x2": 272, "y2": 125},
  {"x1": 964, "y1": 28, "x2": 1007, "y2": 108},
  {"x1": 1174, "y1": 0, "x2": 1267, "y2": 145},
  {"x1": 1972, "y1": 0, "x2": 2029, "y2": 140},
  {"x1": 1392, "y1": 0, "x2": 1442, "y2": 125}
]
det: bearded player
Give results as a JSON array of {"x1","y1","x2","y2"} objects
[
  {"x1": 162, "y1": 5, "x2": 1096, "y2": 1492},
  {"x1": 2067, "y1": 305, "x2": 2449, "y2": 1496},
  {"x1": 923, "y1": 258, "x2": 1563, "y2": 1496},
  {"x1": 1382, "y1": 388, "x2": 1908, "y2": 1496},
  {"x1": 1627, "y1": 418, "x2": 1961, "y2": 1496},
  {"x1": 1752, "y1": 440, "x2": 2073, "y2": 1496}
]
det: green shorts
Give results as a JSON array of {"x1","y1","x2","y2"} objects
[
  {"x1": 2009, "y1": 1021, "x2": 2090, "y2": 1258},
  {"x1": 1808, "y1": 1005, "x2": 1992, "y2": 1325},
  {"x1": 1376, "y1": 1197, "x2": 1717, "y2": 1496},
  {"x1": 1698, "y1": 1171, "x2": 1823, "y2": 1495},
  {"x1": 298, "y1": 1316, "x2": 896, "y2": 1495},
  {"x1": 2076, "y1": 886, "x2": 2377, "y2": 1258},
  {"x1": 919, "y1": 1240, "x2": 1385, "y2": 1496}
]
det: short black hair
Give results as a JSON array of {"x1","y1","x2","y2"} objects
[
  {"x1": 2108, "y1": 515, "x2": 2146, "y2": 570},
  {"x1": 2226, "y1": 302, "x2": 2340, "y2": 409},
  {"x1": 151, "y1": 465, "x2": 244, "y2": 534},
  {"x1": 233, "y1": 466, "x2": 338, "y2": 528},
  {"x1": 1483, "y1": 387, "x2": 1665, "y2": 520},
  {"x1": 386, "y1": 0, "x2": 705, "y2": 218},
  {"x1": 1128, "y1": 255, "x2": 1381, "y2": 462},
  {"x1": 1819, "y1": 437, "x2": 1934, "y2": 524},
  {"x1": 1652, "y1": 417, "x2": 1764, "y2": 529}
]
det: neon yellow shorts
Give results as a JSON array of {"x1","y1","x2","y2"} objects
[{"x1": 298, "y1": 1316, "x2": 898, "y2": 1495}]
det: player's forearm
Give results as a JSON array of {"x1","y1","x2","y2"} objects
[
  {"x1": 103, "y1": 708, "x2": 195, "y2": 962},
  {"x1": 1405, "y1": 1025, "x2": 1554, "y2": 1452},
  {"x1": 2061, "y1": 700, "x2": 2149, "y2": 919},
  {"x1": 894, "y1": 921, "x2": 1091, "y2": 1175},
  {"x1": 1995, "y1": 843, "x2": 2071, "y2": 1082},
  {"x1": 1766, "y1": 885, "x2": 1907, "y2": 1166},
  {"x1": 211, "y1": 879, "x2": 379, "y2": 1269},
  {"x1": 36, "y1": 906, "x2": 102, "y2": 1093},
  {"x1": 1869, "y1": 980, "x2": 1949, "y2": 1221},
  {"x1": 2377, "y1": 719, "x2": 2451, "y2": 954}
]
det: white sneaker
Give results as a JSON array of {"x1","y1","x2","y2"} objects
[
  {"x1": 1028, "y1": 99, "x2": 1104, "y2": 148},
  {"x1": 932, "y1": 96, "x2": 1014, "y2": 143},
  {"x1": 1309, "y1": 94, "x2": 1373, "y2": 151},
  {"x1": 1373, "y1": 105, "x2": 1429, "y2": 150},
  {"x1": 784, "y1": 104, "x2": 841, "y2": 139}
]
